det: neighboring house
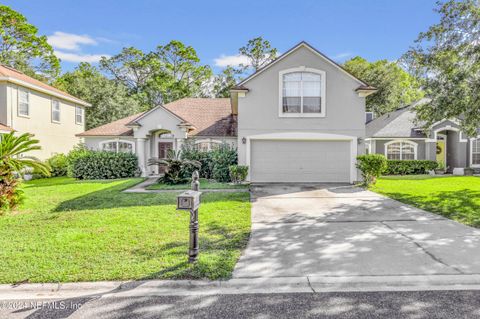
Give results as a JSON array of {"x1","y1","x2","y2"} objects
[
  {"x1": 366, "y1": 99, "x2": 480, "y2": 172},
  {"x1": 78, "y1": 98, "x2": 237, "y2": 176},
  {"x1": 0, "y1": 65, "x2": 90, "y2": 159},
  {"x1": 232, "y1": 41, "x2": 376, "y2": 183}
]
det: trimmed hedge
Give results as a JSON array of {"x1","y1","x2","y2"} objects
[
  {"x1": 356, "y1": 154, "x2": 388, "y2": 186},
  {"x1": 385, "y1": 160, "x2": 438, "y2": 175},
  {"x1": 72, "y1": 151, "x2": 138, "y2": 180}
]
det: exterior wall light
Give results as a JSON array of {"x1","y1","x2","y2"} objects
[{"x1": 242, "y1": 137, "x2": 247, "y2": 144}]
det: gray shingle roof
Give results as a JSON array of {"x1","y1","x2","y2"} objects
[{"x1": 366, "y1": 99, "x2": 430, "y2": 138}]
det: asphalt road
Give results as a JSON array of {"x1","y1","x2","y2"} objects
[{"x1": 1, "y1": 290, "x2": 480, "y2": 319}]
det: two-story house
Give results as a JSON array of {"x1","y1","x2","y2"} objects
[
  {"x1": 79, "y1": 42, "x2": 375, "y2": 182},
  {"x1": 0, "y1": 65, "x2": 90, "y2": 159}
]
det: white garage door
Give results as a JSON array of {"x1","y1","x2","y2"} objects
[{"x1": 250, "y1": 140, "x2": 352, "y2": 183}]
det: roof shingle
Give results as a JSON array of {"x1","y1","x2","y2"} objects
[
  {"x1": 78, "y1": 98, "x2": 237, "y2": 138},
  {"x1": 0, "y1": 122, "x2": 13, "y2": 132},
  {"x1": 0, "y1": 65, "x2": 90, "y2": 106}
]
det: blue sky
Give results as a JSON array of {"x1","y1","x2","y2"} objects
[{"x1": 5, "y1": 0, "x2": 440, "y2": 73}]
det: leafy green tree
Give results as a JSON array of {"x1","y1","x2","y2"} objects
[
  {"x1": 0, "y1": 5, "x2": 60, "y2": 81},
  {"x1": 239, "y1": 37, "x2": 277, "y2": 71},
  {"x1": 55, "y1": 63, "x2": 142, "y2": 129},
  {"x1": 212, "y1": 66, "x2": 242, "y2": 98},
  {"x1": 404, "y1": 0, "x2": 480, "y2": 135},
  {"x1": 344, "y1": 57, "x2": 424, "y2": 116},
  {"x1": 0, "y1": 132, "x2": 50, "y2": 211},
  {"x1": 100, "y1": 40, "x2": 212, "y2": 107}
]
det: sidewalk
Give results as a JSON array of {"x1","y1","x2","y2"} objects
[{"x1": 123, "y1": 177, "x2": 249, "y2": 193}]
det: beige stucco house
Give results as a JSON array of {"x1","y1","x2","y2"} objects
[
  {"x1": 0, "y1": 65, "x2": 90, "y2": 159},
  {"x1": 79, "y1": 98, "x2": 237, "y2": 176}
]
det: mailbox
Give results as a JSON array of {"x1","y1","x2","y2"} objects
[{"x1": 177, "y1": 190, "x2": 201, "y2": 211}]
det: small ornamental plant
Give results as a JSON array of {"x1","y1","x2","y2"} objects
[{"x1": 356, "y1": 154, "x2": 388, "y2": 187}]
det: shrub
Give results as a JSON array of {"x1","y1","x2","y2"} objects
[
  {"x1": 46, "y1": 153, "x2": 68, "y2": 177},
  {"x1": 356, "y1": 154, "x2": 388, "y2": 186},
  {"x1": 181, "y1": 141, "x2": 238, "y2": 182},
  {"x1": 72, "y1": 151, "x2": 138, "y2": 180},
  {"x1": 181, "y1": 141, "x2": 214, "y2": 178},
  {"x1": 385, "y1": 160, "x2": 438, "y2": 175},
  {"x1": 211, "y1": 144, "x2": 238, "y2": 182},
  {"x1": 66, "y1": 144, "x2": 92, "y2": 177},
  {"x1": 0, "y1": 132, "x2": 50, "y2": 212},
  {"x1": 149, "y1": 150, "x2": 201, "y2": 185},
  {"x1": 229, "y1": 165, "x2": 249, "y2": 184}
]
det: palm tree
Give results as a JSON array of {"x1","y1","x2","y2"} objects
[
  {"x1": 0, "y1": 132, "x2": 50, "y2": 211},
  {"x1": 148, "y1": 150, "x2": 201, "y2": 185}
]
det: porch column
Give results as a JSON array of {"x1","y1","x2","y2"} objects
[
  {"x1": 425, "y1": 141, "x2": 437, "y2": 161},
  {"x1": 136, "y1": 138, "x2": 147, "y2": 177}
]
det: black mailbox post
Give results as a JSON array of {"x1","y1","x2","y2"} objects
[{"x1": 177, "y1": 171, "x2": 201, "y2": 263}]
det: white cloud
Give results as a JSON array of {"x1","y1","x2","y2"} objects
[
  {"x1": 332, "y1": 52, "x2": 353, "y2": 61},
  {"x1": 54, "y1": 51, "x2": 110, "y2": 63},
  {"x1": 214, "y1": 54, "x2": 250, "y2": 67},
  {"x1": 48, "y1": 31, "x2": 97, "y2": 51}
]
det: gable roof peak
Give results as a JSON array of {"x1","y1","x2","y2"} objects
[{"x1": 234, "y1": 41, "x2": 371, "y2": 89}]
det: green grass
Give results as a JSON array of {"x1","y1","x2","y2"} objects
[
  {"x1": 147, "y1": 178, "x2": 249, "y2": 190},
  {"x1": 371, "y1": 175, "x2": 480, "y2": 227},
  {"x1": 0, "y1": 177, "x2": 250, "y2": 283}
]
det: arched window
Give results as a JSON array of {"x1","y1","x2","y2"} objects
[
  {"x1": 279, "y1": 68, "x2": 326, "y2": 117},
  {"x1": 385, "y1": 140, "x2": 417, "y2": 160},
  {"x1": 100, "y1": 140, "x2": 134, "y2": 153},
  {"x1": 472, "y1": 138, "x2": 480, "y2": 166}
]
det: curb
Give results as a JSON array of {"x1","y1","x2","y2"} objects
[{"x1": 2, "y1": 275, "x2": 480, "y2": 300}]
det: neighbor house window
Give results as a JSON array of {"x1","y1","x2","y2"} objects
[
  {"x1": 385, "y1": 141, "x2": 417, "y2": 160},
  {"x1": 18, "y1": 89, "x2": 29, "y2": 116},
  {"x1": 75, "y1": 106, "x2": 84, "y2": 124},
  {"x1": 100, "y1": 140, "x2": 134, "y2": 153},
  {"x1": 280, "y1": 68, "x2": 326, "y2": 117},
  {"x1": 472, "y1": 138, "x2": 480, "y2": 166},
  {"x1": 51, "y1": 100, "x2": 60, "y2": 123}
]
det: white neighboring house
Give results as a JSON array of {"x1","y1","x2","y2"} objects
[
  {"x1": 78, "y1": 98, "x2": 237, "y2": 176},
  {"x1": 0, "y1": 65, "x2": 90, "y2": 159}
]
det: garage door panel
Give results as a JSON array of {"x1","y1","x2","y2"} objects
[{"x1": 250, "y1": 140, "x2": 351, "y2": 183}]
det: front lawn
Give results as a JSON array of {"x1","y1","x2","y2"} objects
[
  {"x1": 0, "y1": 177, "x2": 250, "y2": 283},
  {"x1": 371, "y1": 175, "x2": 480, "y2": 227},
  {"x1": 147, "y1": 178, "x2": 249, "y2": 190}
]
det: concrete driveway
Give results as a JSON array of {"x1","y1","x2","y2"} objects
[{"x1": 233, "y1": 184, "x2": 480, "y2": 278}]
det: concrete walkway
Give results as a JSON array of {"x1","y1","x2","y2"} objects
[
  {"x1": 233, "y1": 184, "x2": 480, "y2": 278},
  {"x1": 123, "y1": 177, "x2": 249, "y2": 193}
]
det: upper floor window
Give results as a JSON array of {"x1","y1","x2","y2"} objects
[
  {"x1": 385, "y1": 140, "x2": 417, "y2": 160},
  {"x1": 18, "y1": 89, "x2": 29, "y2": 117},
  {"x1": 51, "y1": 100, "x2": 60, "y2": 123},
  {"x1": 100, "y1": 140, "x2": 134, "y2": 153},
  {"x1": 472, "y1": 138, "x2": 480, "y2": 166},
  {"x1": 279, "y1": 68, "x2": 326, "y2": 117},
  {"x1": 75, "y1": 106, "x2": 84, "y2": 125}
]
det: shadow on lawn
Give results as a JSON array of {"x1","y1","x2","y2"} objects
[
  {"x1": 380, "y1": 189, "x2": 480, "y2": 227},
  {"x1": 52, "y1": 180, "x2": 248, "y2": 212},
  {"x1": 134, "y1": 221, "x2": 251, "y2": 280}
]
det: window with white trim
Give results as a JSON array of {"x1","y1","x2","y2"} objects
[
  {"x1": 386, "y1": 141, "x2": 416, "y2": 160},
  {"x1": 51, "y1": 100, "x2": 60, "y2": 123},
  {"x1": 472, "y1": 139, "x2": 480, "y2": 166},
  {"x1": 280, "y1": 68, "x2": 326, "y2": 117},
  {"x1": 194, "y1": 140, "x2": 222, "y2": 152},
  {"x1": 100, "y1": 140, "x2": 134, "y2": 153},
  {"x1": 75, "y1": 106, "x2": 84, "y2": 124},
  {"x1": 18, "y1": 89, "x2": 29, "y2": 116}
]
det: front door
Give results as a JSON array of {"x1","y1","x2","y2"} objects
[
  {"x1": 436, "y1": 135, "x2": 446, "y2": 167},
  {"x1": 158, "y1": 142, "x2": 173, "y2": 173}
]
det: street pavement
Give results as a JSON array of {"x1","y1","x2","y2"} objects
[{"x1": 1, "y1": 290, "x2": 480, "y2": 318}]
